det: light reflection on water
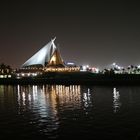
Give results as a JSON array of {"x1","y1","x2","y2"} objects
[
  {"x1": 17, "y1": 85, "x2": 59, "y2": 137},
  {"x1": 113, "y1": 87, "x2": 121, "y2": 113},
  {"x1": 16, "y1": 85, "x2": 82, "y2": 138},
  {"x1": 0, "y1": 85, "x2": 140, "y2": 139}
]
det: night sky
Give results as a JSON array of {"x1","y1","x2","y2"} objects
[{"x1": 1, "y1": 1, "x2": 140, "y2": 69}]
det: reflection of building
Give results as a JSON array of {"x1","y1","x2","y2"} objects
[
  {"x1": 50, "y1": 85, "x2": 81, "y2": 109},
  {"x1": 46, "y1": 85, "x2": 94, "y2": 111},
  {"x1": 17, "y1": 85, "x2": 59, "y2": 135},
  {"x1": 17, "y1": 85, "x2": 82, "y2": 114},
  {"x1": 17, "y1": 38, "x2": 80, "y2": 77}
]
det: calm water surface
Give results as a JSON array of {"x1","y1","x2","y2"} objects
[{"x1": 0, "y1": 85, "x2": 140, "y2": 139}]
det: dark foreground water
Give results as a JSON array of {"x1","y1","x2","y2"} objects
[{"x1": 0, "y1": 85, "x2": 140, "y2": 139}]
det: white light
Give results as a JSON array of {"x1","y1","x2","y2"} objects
[
  {"x1": 67, "y1": 62, "x2": 74, "y2": 65},
  {"x1": 82, "y1": 65, "x2": 87, "y2": 70},
  {"x1": 96, "y1": 68, "x2": 99, "y2": 73},
  {"x1": 32, "y1": 73, "x2": 37, "y2": 76},
  {"x1": 117, "y1": 66, "x2": 121, "y2": 70},
  {"x1": 0, "y1": 75, "x2": 4, "y2": 78},
  {"x1": 8, "y1": 75, "x2": 11, "y2": 78},
  {"x1": 34, "y1": 73, "x2": 37, "y2": 76},
  {"x1": 113, "y1": 63, "x2": 116, "y2": 66}
]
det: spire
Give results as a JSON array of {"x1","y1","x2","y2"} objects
[{"x1": 52, "y1": 37, "x2": 56, "y2": 42}]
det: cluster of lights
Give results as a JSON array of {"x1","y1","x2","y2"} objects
[
  {"x1": 44, "y1": 67, "x2": 80, "y2": 72},
  {"x1": 17, "y1": 73, "x2": 38, "y2": 78},
  {"x1": 108, "y1": 62, "x2": 140, "y2": 74},
  {"x1": 112, "y1": 63, "x2": 123, "y2": 70},
  {"x1": 91, "y1": 67, "x2": 99, "y2": 73},
  {"x1": 21, "y1": 67, "x2": 43, "y2": 70},
  {"x1": 81, "y1": 65, "x2": 99, "y2": 73},
  {"x1": 0, "y1": 75, "x2": 12, "y2": 78},
  {"x1": 81, "y1": 65, "x2": 89, "y2": 71}
]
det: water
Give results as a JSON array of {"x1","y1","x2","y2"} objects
[{"x1": 0, "y1": 85, "x2": 140, "y2": 139}]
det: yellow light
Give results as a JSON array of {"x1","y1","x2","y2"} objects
[{"x1": 51, "y1": 55, "x2": 56, "y2": 62}]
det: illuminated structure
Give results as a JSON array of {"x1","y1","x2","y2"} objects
[
  {"x1": 18, "y1": 38, "x2": 80, "y2": 77},
  {"x1": 22, "y1": 38, "x2": 64, "y2": 68},
  {"x1": 0, "y1": 63, "x2": 13, "y2": 78}
]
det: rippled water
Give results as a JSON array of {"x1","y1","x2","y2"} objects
[{"x1": 0, "y1": 85, "x2": 140, "y2": 139}]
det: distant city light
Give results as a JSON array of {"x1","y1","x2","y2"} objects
[
  {"x1": 96, "y1": 68, "x2": 99, "y2": 73},
  {"x1": 67, "y1": 62, "x2": 75, "y2": 65},
  {"x1": 113, "y1": 62, "x2": 116, "y2": 66},
  {"x1": 82, "y1": 65, "x2": 87, "y2": 71},
  {"x1": 91, "y1": 67, "x2": 99, "y2": 73},
  {"x1": 117, "y1": 66, "x2": 121, "y2": 70}
]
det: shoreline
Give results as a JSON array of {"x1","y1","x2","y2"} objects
[{"x1": 0, "y1": 72, "x2": 140, "y2": 85}]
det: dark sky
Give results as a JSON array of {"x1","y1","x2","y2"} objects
[{"x1": 1, "y1": 1, "x2": 140, "y2": 69}]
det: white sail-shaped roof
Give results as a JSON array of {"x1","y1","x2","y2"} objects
[{"x1": 22, "y1": 38, "x2": 57, "y2": 67}]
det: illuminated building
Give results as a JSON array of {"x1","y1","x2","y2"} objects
[
  {"x1": 21, "y1": 38, "x2": 64, "y2": 68},
  {"x1": 0, "y1": 63, "x2": 13, "y2": 78},
  {"x1": 17, "y1": 38, "x2": 80, "y2": 77}
]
